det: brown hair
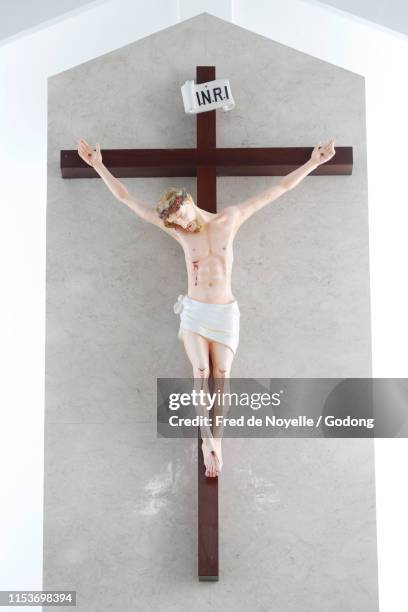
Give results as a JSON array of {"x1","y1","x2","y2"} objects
[{"x1": 156, "y1": 188, "x2": 202, "y2": 233}]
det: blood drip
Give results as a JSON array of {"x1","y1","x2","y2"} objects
[{"x1": 192, "y1": 261, "x2": 199, "y2": 286}]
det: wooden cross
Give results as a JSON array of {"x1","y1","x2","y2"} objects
[{"x1": 61, "y1": 66, "x2": 353, "y2": 581}]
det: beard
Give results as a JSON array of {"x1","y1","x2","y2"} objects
[{"x1": 177, "y1": 219, "x2": 202, "y2": 233}]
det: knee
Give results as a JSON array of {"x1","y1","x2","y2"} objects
[
  {"x1": 193, "y1": 364, "x2": 210, "y2": 378},
  {"x1": 212, "y1": 365, "x2": 231, "y2": 379}
]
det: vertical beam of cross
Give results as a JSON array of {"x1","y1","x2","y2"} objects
[{"x1": 196, "y1": 65, "x2": 219, "y2": 582}]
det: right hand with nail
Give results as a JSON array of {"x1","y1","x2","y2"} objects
[{"x1": 77, "y1": 138, "x2": 102, "y2": 167}]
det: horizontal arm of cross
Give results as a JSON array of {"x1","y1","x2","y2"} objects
[{"x1": 61, "y1": 147, "x2": 352, "y2": 178}]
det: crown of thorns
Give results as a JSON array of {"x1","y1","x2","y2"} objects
[{"x1": 157, "y1": 189, "x2": 188, "y2": 219}]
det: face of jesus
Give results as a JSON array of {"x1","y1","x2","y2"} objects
[{"x1": 167, "y1": 197, "x2": 197, "y2": 231}]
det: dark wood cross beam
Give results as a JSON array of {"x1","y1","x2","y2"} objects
[
  {"x1": 61, "y1": 146, "x2": 353, "y2": 177},
  {"x1": 61, "y1": 130, "x2": 353, "y2": 179},
  {"x1": 195, "y1": 66, "x2": 218, "y2": 582},
  {"x1": 60, "y1": 66, "x2": 353, "y2": 582}
]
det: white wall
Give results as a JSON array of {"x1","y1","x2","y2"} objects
[
  {"x1": 0, "y1": 0, "x2": 98, "y2": 42},
  {"x1": 1, "y1": 0, "x2": 408, "y2": 42},
  {"x1": 317, "y1": 0, "x2": 408, "y2": 36},
  {"x1": 1, "y1": 0, "x2": 407, "y2": 610}
]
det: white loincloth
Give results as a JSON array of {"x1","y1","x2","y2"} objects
[{"x1": 173, "y1": 293, "x2": 240, "y2": 355}]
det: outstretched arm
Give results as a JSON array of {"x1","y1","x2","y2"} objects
[
  {"x1": 232, "y1": 139, "x2": 335, "y2": 228},
  {"x1": 77, "y1": 139, "x2": 179, "y2": 238}
]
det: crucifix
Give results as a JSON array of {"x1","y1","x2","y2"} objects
[{"x1": 61, "y1": 65, "x2": 353, "y2": 582}]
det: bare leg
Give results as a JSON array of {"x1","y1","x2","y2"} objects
[
  {"x1": 208, "y1": 341, "x2": 235, "y2": 475},
  {"x1": 182, "y1": 329, "x2": 220, "y2": 477}
]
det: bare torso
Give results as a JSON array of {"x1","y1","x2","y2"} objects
[{"x1": 174, "y1": 207, "x2": 239, "y2": 304}]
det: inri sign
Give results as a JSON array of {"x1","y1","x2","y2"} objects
[{"x1": 181, "y1": 79, "x2": 235, "y2": 114}]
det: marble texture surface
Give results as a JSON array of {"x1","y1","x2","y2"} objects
[{"x1": 44, "y1": 13, "x2": 378, "y2": 611}]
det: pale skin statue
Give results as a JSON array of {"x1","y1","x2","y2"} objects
[{"x1": 77, "y1": 137, "x2": 336, "y2": 477}]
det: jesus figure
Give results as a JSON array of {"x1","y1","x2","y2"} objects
[{"x1": 77, "y1": 137, "x2": 336, "y2": 478}]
